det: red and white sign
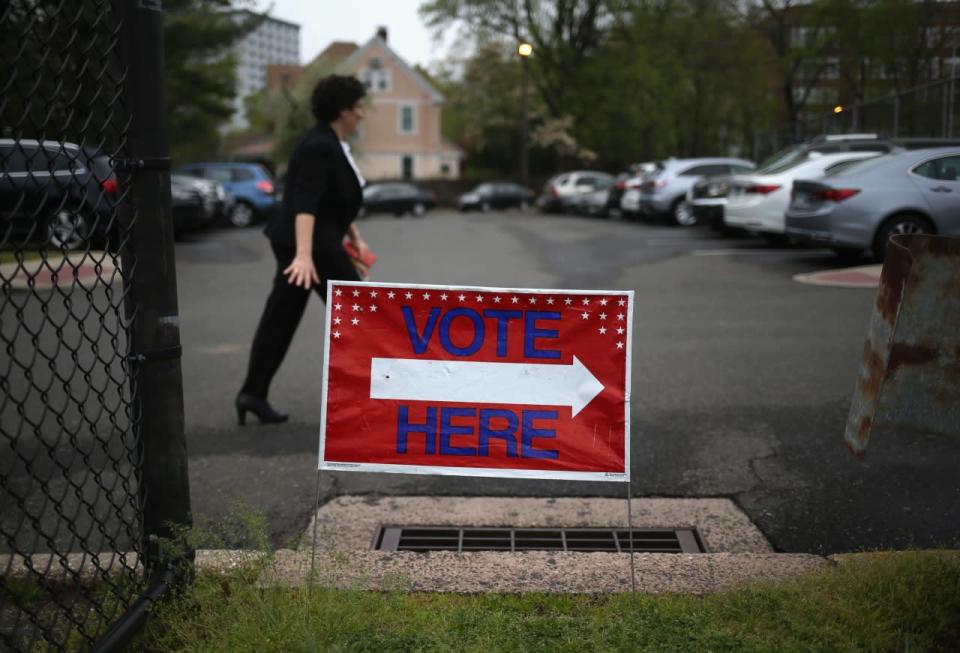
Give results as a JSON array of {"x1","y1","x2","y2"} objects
[{"x1": 319, "y1": 282, "x2": 632, "y2": 482}]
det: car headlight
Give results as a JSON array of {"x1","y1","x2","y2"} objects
[{"x1": 461, "y1": 194, "x2": 479, "y2": 203}]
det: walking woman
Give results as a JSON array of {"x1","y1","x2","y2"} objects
[{"x1": 236, "y1": 74, "x2": 369, "y2": 425}]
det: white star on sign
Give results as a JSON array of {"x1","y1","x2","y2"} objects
[
  {"x1": 599, "y1": 312, "x2": 607, "y2": 320},
  {"x1": 387, "y1": 291, "x2": 396, "y2": 299},
  {"x1": 528, "y1": 296, "x2": 537, "y2": 304},
  {"x1": 333, "y1": 330, "x2": 341, "y2": 339},
  {"x1": 351, "y1": 317, "x2": 360, "y2": 326},
  {"x1": 352, "y1": 304, "x2": 361, "y2": 311},
  {"x1": 370, "y1": 305, "x2": 378, "y2": 313},
  {"x1": 335, "y1": 289, "x2": 342, "y2": 296},
  {"x1": 616, "y1": 341, "x2": 624, "y2": 349},
  {"x1": 334, "y1": 303, "x2": 342, "y2": 311},
  {"x1": 405, "y1": 292, "x2": 413, "y2": 300},
  {"x1": 599, "y1": 326, "x2": 607, "y2": 334},
  {"x1": 617, "y1": 313, "x2": 625, "y2": 321},
  {"x1": 618, "y1": 298, "x2": 626, "y2": 306},
  {"x1": 564, "y1": 298, "x2": 573, "y2": 305},
  {"x1": 599, "y1": 298, "x2": 608, "y2": 306},
  {"x1": 458, "y1": 293, "x2": 467, "y2": 301},
  {"x1": 440, "y1": 293, "x2": 448, "y2": 301},
  {"x1": 581, "y1": 312, "x2": 589, "y2": 320},
  {"x1": 617, "y1": 327, "x2": 625, "y2": 335},
  {"x1": 423, "y1": 292, "x2": 431, "y2": 300},
  {"x1": 370, "y1": 290, "x2": 378, "y2": 298},
  {"x1": 333, "y1": 317, "x2": 342, "y2": 325},
  {"x1": 581, "y1": 298, "x2": 590, "y2": 305},
  {"x1": 352, "y1": 289, "x2": 360, "y2": 297},
  {"x1": 546, "y1": 297, "x2": 555, "y2": 305},
  {"x1": 476, "y1": 294, "x2": 484, "y2": 302},
  {"x1": 511, "y1": 296, "x2": 520, "y2": 304},
  {"x1": 493, "y1": 296, "x2": 502, "y2": 303}
]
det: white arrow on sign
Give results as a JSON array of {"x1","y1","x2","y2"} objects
[{"x1": 369, "y1": 356, "x2": 605, "y2": 417}]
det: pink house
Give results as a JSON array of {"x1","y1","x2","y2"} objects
[{"x1": 322, "y1": 28, "x2": 463, "y2": 181}]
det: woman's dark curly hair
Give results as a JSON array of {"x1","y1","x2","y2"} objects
[{"x1": 310, "y1": 74, "x2": 367, "y2": 123}]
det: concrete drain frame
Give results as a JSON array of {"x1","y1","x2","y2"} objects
[{"x1": 259, "y1": 496, "x2": 829, "y2": 594}]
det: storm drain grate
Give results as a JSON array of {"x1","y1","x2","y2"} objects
[{"x1": 374, "y1": 527, "x2": 707, "y2": 553}]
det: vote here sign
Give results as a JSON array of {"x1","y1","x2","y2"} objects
[{"x1": 318, "y1": 282, "x2": 632, "y2": 482}]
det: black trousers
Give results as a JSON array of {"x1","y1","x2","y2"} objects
[{"x1": 240, "y1": 241, "x2": 360, "y2": 399}]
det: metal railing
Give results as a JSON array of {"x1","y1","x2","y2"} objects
[
  {"x1": 1, "y1": 1, "x2": 191, "y2": 651},
  {"x1": 753, "y1": 74, "x2": 960, "y2": 162}
]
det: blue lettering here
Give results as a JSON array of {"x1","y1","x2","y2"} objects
[
  {"x1": 438, "y1": 308, "x2": 484, "y2": 356},
  {"x1": 397, "y1": 406, "x2": 437, "y2": 454},
  {"x1": 396, "y1": 406, "x2": 559, "y2": 460},
  {"x1": 440, "y1": 407, "x2": 477, "y2": 456},
  {"x1": 522, "y1": 409, "x2": 559, "y2": 459},
  {"x1": 402, "y1": 306, "x2": 441, "y2": 354},
  {"x1": 524, "y1": 311, "x2": 561, "y2": 359},
  {"x1": 478, "y1": 408, "x2": 518, "y2": 457}
]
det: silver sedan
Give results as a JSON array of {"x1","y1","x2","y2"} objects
[{"x1": 785, "y1": 148, "x2": 960, "y2": 259}]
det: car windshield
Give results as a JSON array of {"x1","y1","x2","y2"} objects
[
  {"x1": 754, "y1": 156, "x2": 812, "y2": 175},
  {"x1": 474, "y1": 184, "x2": 493, "y2": 194},
  {"x1": 823, "y1": 154, "x2": 893, "y2": 177},
  {"x1": 755, "y1": 146, "x2": 807, "y2": 173}
]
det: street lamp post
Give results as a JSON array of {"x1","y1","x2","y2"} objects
[{"x1": 518, "y1": 42, "x2": 533, "y2": 185}]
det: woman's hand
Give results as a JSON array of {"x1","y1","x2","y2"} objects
[
  {"x1": 352, "y1": 237, "x2": 370, "y2": 259},
  {"x1": 284, "y1": 254, "x2": 319, "y2": 289}
]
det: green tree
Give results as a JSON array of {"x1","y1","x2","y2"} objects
[{"x1": 162, "y1": 0, "x2": 263, "y2": 163}]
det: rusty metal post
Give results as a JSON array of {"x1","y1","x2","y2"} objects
[{"x1": 845, "y1": 235, "x2": 960, "y2": 455}]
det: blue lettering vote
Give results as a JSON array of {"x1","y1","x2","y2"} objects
[{"x1": 401, "y1": 306, "x2": 560, "y2": 358}]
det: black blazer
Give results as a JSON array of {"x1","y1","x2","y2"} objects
[{"x1": 266, "y1": 123, "x2": 362, "y2": 253}]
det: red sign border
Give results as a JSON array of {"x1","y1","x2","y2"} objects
[{"x1": 318, "y1": 281, "x2": 633, "y2": 482}]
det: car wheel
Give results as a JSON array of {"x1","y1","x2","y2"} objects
[
  {"x1": 481, "y1": 201, "x2": 491, "y2": 213},
  {"x1": 46, "y1": 209, "x2": 90, "y2": 250},
  {"x1": 672, "y1": 200, "x2": 696, "y2": 226},
  {"x1": 412, "y1": 202, "x2": 426, "y2": 217},
  {"x1": 874, "y1": 213, "x2": 932, "y2": 260},
  {"x1": 229, "y1": 201, "x2": 255, "y2": 228}
]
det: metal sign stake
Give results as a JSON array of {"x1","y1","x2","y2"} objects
[
  {"x1": 309, "y1": 468, "x2": 323, "y2": 591},
  {"x1": 626, "y1": 479, "x2": 637, "y2": 601}
]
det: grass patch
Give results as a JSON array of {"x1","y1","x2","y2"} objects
[
  {"x1": 0, "y1": 250, "x2": 42, "y2": 264},
  {"x1": 131, "y1": 550, "x2": 960, "y2": 652}
]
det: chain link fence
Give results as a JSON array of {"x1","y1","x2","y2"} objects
[
  {"x1": 1, "y1": 1, "x2": 191, "y2": 651},
  {"x1": 753, "y1": 75, "x2": 960, "y2": 162}
]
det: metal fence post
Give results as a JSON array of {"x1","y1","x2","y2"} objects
[{"x1": 115, "y1": 0, "x2": 193, "y2": 575}]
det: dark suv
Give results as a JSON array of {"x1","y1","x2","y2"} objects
[{"x1": 1, "y1": 139, "x2": 119, "y2": 250}]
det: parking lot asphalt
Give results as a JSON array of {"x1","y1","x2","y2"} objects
[{"x1": 175, "y1": 210, "x2": 960, "y2": 554}]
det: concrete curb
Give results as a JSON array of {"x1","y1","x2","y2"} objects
[{"x1": 0, "y1": 251, "x2": 118, "y2": 292}]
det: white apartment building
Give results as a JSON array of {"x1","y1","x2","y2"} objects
[{"x1": 230, "y1": 12, "x2": 300, "y2": 130}]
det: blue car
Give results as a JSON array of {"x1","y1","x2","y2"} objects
[{"x1": 175, "y1": 162, "x2": 277, "y2": 227}]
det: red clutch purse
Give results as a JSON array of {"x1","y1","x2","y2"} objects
[{"x1": 342, "y1": 239, "x2": 378, "y2": 279}]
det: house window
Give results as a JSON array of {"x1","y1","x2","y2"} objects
[
  {"x1": 360, "y1": 63, "x2": 391, "y2": 93},
  {"x1": 402, "y1": 155, "x2": 413, "y2": 180},
  {"x1": 399, "y1": 104, "x2": 416, "y2": 134}
]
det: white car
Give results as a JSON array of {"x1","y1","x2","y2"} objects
[{"x1": 724, "y1": 151, "x2": 883, "y2": 236}]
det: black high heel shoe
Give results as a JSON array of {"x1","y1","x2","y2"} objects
[{"x1": 235, "y1": 393, "x2": 289, "y2": 426}]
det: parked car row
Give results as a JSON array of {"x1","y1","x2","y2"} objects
[
  {"x1": 0, "y1": 141, "x2": 286, "y2": 253},
  {"x1": 542, "y1": 134, "x2": 960, "y2": 259}
]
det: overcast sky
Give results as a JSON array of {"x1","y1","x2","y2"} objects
[{"x1": 254, "y1": 0, "x2": 457, "y2": 68}]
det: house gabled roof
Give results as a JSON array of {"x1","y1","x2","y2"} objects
[
  {"x1": 338, "y1": 35, "x2": 444, "y2": 103},
  {"x1": 310, "y1": 41, "x2": 359, "y2": 68}
]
